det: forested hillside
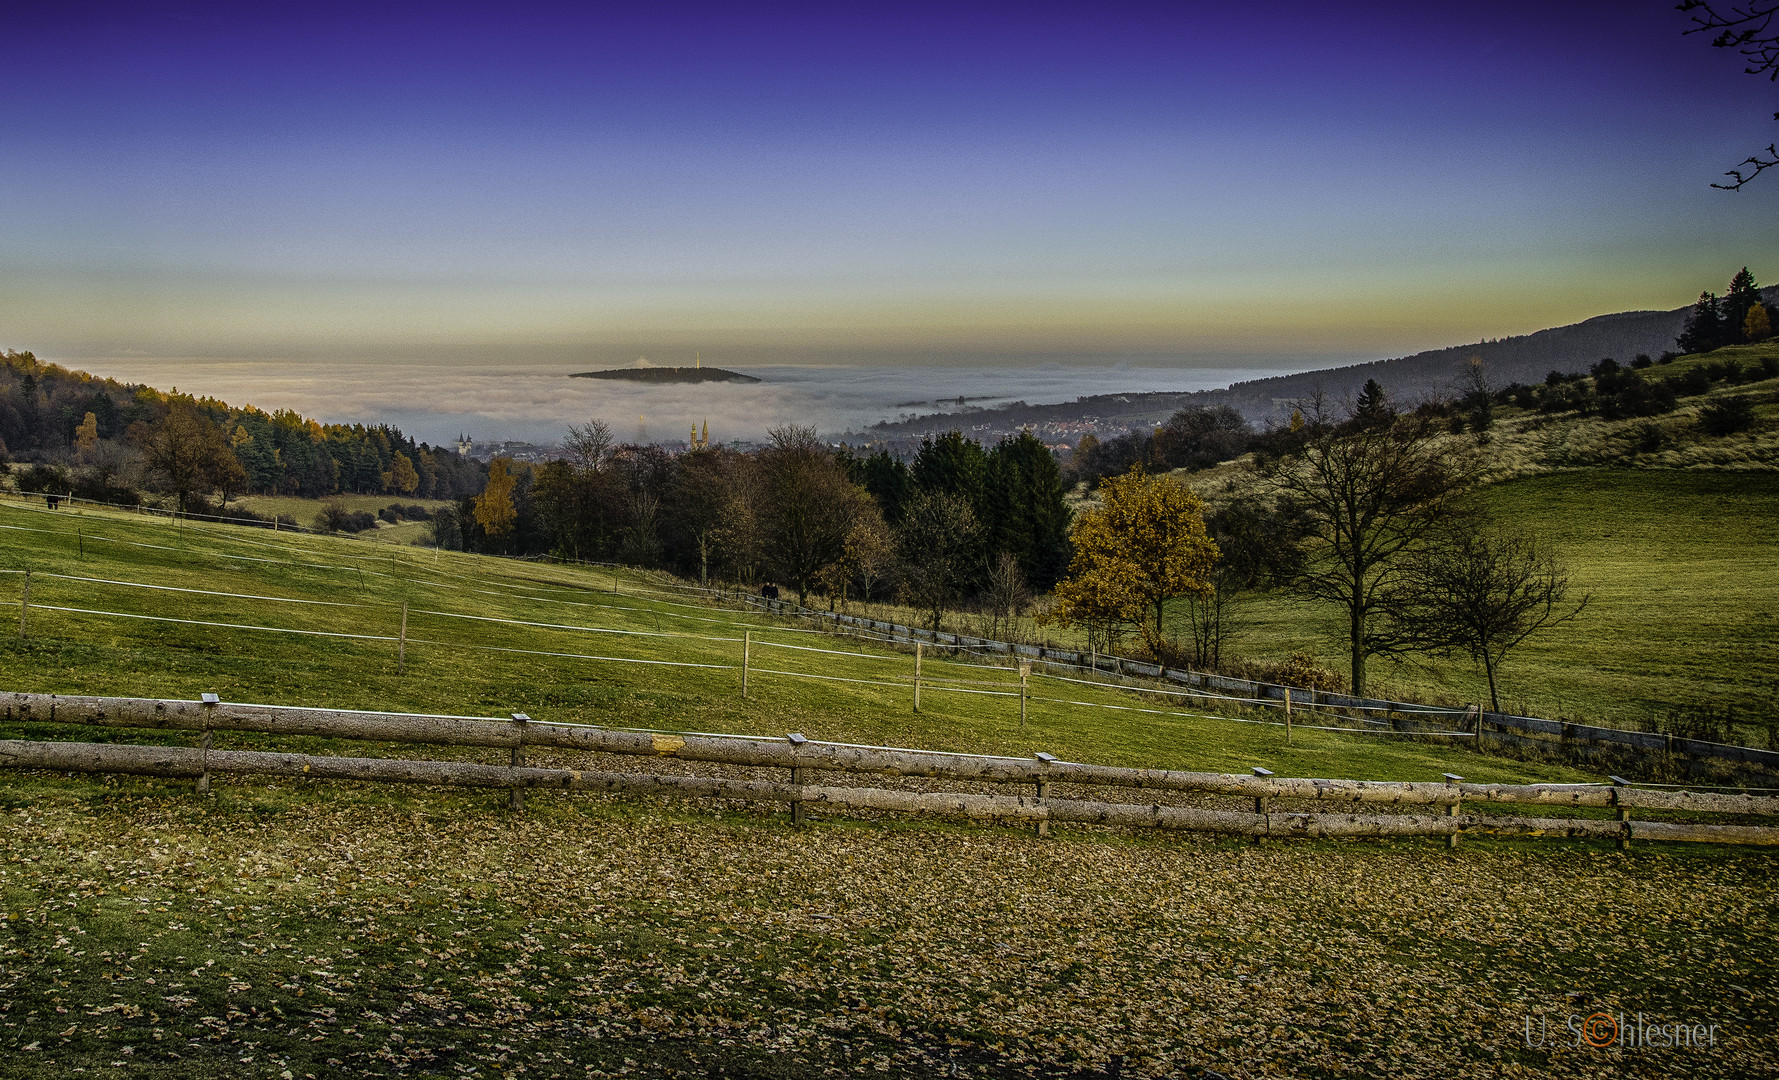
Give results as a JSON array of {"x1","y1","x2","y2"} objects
[{"x1": 0, "y1": 350, "x2": 485, "y2": 511}]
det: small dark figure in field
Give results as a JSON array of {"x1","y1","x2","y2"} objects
[{"x1": 762, "y1": 582, "x2": 780, "y2": 601}]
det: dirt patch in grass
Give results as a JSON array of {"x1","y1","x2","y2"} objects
[{"x1": 1, "y1": 777, "x2": 1774, "y2": 1079}]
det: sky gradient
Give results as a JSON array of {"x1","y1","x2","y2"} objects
[{"x1": 3, "y1": 1, "x2": 1776, "y2": 372}]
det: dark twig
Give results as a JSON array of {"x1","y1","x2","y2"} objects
[{"x1": 1678, "y1": 1, "x2": 1779, "y2": 186}]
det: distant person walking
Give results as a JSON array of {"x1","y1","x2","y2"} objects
[{"x1": 762, "y1": 582, "x2": 780, "y2": 603}]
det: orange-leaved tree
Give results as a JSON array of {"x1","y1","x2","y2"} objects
[
  {"x1": 1045, "y1": 466, "x2": 1219, "y2": 659},
  {"x1": 473, "y1": 458, "x2": 518, "y2": 539}
]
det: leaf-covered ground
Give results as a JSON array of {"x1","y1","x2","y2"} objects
[{"x1": 1, "y1": 778, "x2": 1774, "y2": 1079}]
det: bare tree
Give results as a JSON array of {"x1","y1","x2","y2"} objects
[
  {"x1": 843, "y1": 514, "x2": 897, "y2": 613},
  {"x1": 758, "y1": 425, "x2": 870, "y2": 604},
  {"x1": 1680, "y1": 0, "x2": 1779, "y2": 188},
  {"x1": 1385, "y1": 527, "x2": 1588, "y2": 714},
  {"x1": 563, "y1": 419, "x2": 615, "y2": 473},
  {"x1": 1263, "y1": 404, "x2": 1479, "y2": 696},
  {"x1": 663, "y1": 446, "x2": 742, "y2": 584},
  {"x1": 1181, "y1": 566, "x2": 1244, "y2": 670},
  {"x1": 896, "y1": 489, "x2": 979, "y2": 630},
  {"x1": 138, "y1": 402, "x2": 240, "y2": 514},
  {"x1": 979, "y1": 550, "x2": 1030, "y2": 642}
]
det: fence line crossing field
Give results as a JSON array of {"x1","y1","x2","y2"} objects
[
  {"x1": 2, "y1": 493, "x2": 1777, "y2": 1079},
  {"x1": 0, "y1": 494, "x2": 1595, "y2": 783}
]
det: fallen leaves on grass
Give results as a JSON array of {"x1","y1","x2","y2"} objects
[{"x1": 0, "y1": 785, "x2": 1773, "y2": 1079}]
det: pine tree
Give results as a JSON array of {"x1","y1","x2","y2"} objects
[
  {"x1": 982, "y1": 430, "x2": 1073, "y2": 589},
  {"x1": 1353, "y1": 378, "x2": 1391, "y2": 424},
  {"x1": 1723, "y1": 267, "x2": 1762, "y2": 344},
  {"x1": 1677, "y1": 291, "x2": 1726, "y2": 354}
]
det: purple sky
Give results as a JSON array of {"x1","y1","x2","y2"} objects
[{"x1": 2, "y1": 1, "x2": 1774, "y2": 370}]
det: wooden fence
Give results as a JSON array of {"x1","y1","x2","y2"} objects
[
  {"x1": 723, "y1": 593, "x2": 1779, "y2": 774},
  {"x1": 3, "y1": 692, "x2": 1776, "y2": 847}
]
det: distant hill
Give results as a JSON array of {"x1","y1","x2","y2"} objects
[
  {"x1": 866, "y1": 285, "x2": 1779, "y2": 437},
  {"x1": 570, "y1": 366, "x2": 761, "y2": 384},
  {"x1": 1189, "y1": 289, "x2": 1774, "y2": 422}
]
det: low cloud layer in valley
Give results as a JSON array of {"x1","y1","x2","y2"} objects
[{"x1": 65, "y1": 359, "x2": 1315, "y2": 447}]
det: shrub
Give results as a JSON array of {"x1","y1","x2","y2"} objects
[
  {"x1": 314, "y1": 498, "x2": 379, "y2": 533},
  {"x1": 1631, "y1": 354, "x2": 1653, "y2": 369},
  {"x1": 1671, "y1": 368, "x2": 1712, "y2": 397},
  {"x1": 1225, "y1": 651, "x2": 1347, "y2": 694},
  {"x1": 15, "y1": 463, "x2": 71, "y2": 495},
  {"x1": 1761, "y1": 356, "x2": 1779, "y2": 379},
  {"x1": 1698, "y1": 396, "x2": 1756, "y2": 436}
]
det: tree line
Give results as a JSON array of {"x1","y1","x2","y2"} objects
[
  {"x1": 439, "y1": 424, "x2": 1073, "y2": 631},
  {"x1": 0, "y1": 350, "x2": 484, "y2": 513}
]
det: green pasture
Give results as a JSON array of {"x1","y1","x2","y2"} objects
[
  {"x1": 233, "y1": 493, "x2": 453, "y2": 546},
  {"x1": 1217, "y1": 469, "x2": 1779, "y2": 734},
  {"x1": 0, "y1": 491, "x2": 1584, "y2": 786}
]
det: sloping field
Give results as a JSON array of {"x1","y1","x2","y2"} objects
[
  {"x1": 3, "y1": 496, "x2": 1776, "y2": 1078},
  {"x1": 1225, "y1": 469, "x2": 1779, "y2": 733},
  {"x1": 0, "y1": 494, "x2": 1583, "y2": 784}
]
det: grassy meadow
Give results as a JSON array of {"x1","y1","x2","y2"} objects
[
  {"x1": 233, "y1": 493, "x2": 455, "y2": 547},
  {"x1": 0, "y1": 491, "x2": 1573, "y2": 784},
  {"x1": 1218, "y1": 470, "x2": 1779, "y2": 733}
]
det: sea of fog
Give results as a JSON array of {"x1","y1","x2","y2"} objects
[{"x1": 66, "y1": 359, "x2": 1327, "y2": 446}]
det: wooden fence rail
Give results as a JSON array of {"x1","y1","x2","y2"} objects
[
  {"x1": 3, "y1": 692, "x2": 1777, "y2": 846},
  {"x1": 731, "y1": 591, "x2": 1779, "y2": 773}
]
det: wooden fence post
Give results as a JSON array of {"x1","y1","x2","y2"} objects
[
  {"x1": 1610, "y1": 775, "x2": 1631, "y2": 851},
  {"x1": 17, "y1": 569, "x2": 28, "y2": 640},
  {"x1": 397, "y1": 601, "x2": 409, "y2": 676},
  {"x1": 509, "y1": 713, "x2": 529, "y2": 810},
  {"x1": 1035, "y1": 777, "x2": 1049, "y2": 838},
  {"x1": 1019, "y1": 661, "x2": 1031, "y2": 733},
  {"x1": 788, "y1": 732, "x2": 808, "y2": 825},
  {"x1": 913, "y1": 642, "x2": 923, "y2": 713},
  {"x1": 1443, "y1": 773, "x2": 1463, "y2": 849},
  {"x1": 1250, "y1": 766, "x2": 1272, "y2": 844},
  {"x1": 198, "y1": 692, "x2": 220, "y2": 795},
  {"x1": 1284, "y1": 687, "x2": 1292, "y2": 744},
  {"x1": 742, "y1": 631, "x2": 751, "y2": 698},
  {"x1": 197, "y1": 729, "x2": 213, "y2": 794}
]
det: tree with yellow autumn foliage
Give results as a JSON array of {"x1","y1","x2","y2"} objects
[
  {"x1": 473, "y1": 457, "x2": 518, "y2": 539},
  {"x1": 1044, "y1": 466, "x2": 1219, "y2": 659}
]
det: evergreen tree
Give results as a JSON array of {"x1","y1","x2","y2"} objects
[
  {"x1": 856, "y1": 449, "x2": 914, "y2": 524},
  {"x1": 1353, "y1": 378, "x2": 1391, "y2": 424},
  {"x1": 910, "y1": 431, "x2": 988, "y2": 513},
  {"x1": 1677, "y1": 291, "x2": 1726, "y2": 354},
  {"x1": 982, "y1": 430, "x2": 1073, "y2": 589},
  {"x1": 1723, "y1": 267, "x2": 1762, "y2": 344}
]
